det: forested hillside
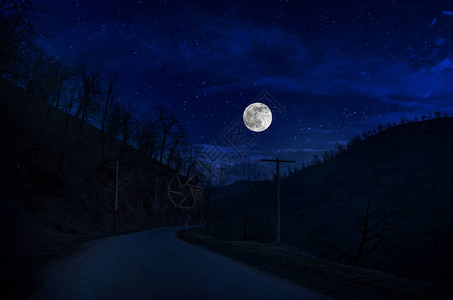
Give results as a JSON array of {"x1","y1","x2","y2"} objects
[
  {"x1": 0, "y1": 79, "x2": 198, "y2": 296},
  {"x1": 0, "y1": 2, "x2": 210, "y2": 296},
  {"x1": 208, "y1": 117, "x2": 453, "y2": 284}
]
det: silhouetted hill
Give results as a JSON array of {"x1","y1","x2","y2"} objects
[
  {"x1": 209, "y1": 116, "x2": 453, "y2": 284},
  {"x1": 0, "y1": 80, "x2": 184, "y2": 297}
]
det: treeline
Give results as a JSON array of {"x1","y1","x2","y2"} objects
[
  {"x1": 0, "y1": 0, "x2": 202, "y2": 181},
  {"x1": 281, "y1": 112, "x2": 451, "y2": 179},
  {"x1": 324, "y1": 113, "x2": 450, "y2": 163}
]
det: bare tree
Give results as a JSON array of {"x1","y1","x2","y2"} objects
[
  {"x1": 19, "y1": 45, "x2": 49, "y2": 98},
  {"x1": 75, "y1": 63, "x2": 103, "y2": 122},
  {"x1": 434, "y1": 111, "x2": 442, "y2": 119},
  {"x1": 195, "y1": 161, "x2": 225, "y2": 236},
  {"x1": 99, "y1": 73, "x2": 120, "y2": 160},
  {"x1": 100, "y1": 73, "x2": 119, "y2": 135},
  {"x1": 166, "y1": 124, "x2": 185, "y2": 169},
  {"x1": 312, "y1": 154, "x2": 321, "y2": 165},
  {"x1": 47, "y1": 58, "x2": 71, "y2": 109},
  {"x1": 74, "y1": 63, "x2": 103, "y2": 141},
  {"x1": 155, "y1": 105, "x2": 177, "y2": 164},
  {"x1": 346, "y1": 199, "x2": 395, "y2": 266},
  {"x1": 203, "y1": 177, "x2": 214, "y2": 235},
  {"x1": 56, "y1": 65, "x2": 79, "y2": 184},
  {"x1": 323, "y1": 150, "x2": 333, "y2": 162},
  {"x1": 334, "y1": 142, "x2": 345, "y2": 154},
  {"x1": 0, "y1": 0, "x2": 38, "y2": 76},
  {"x1": 182, "y1": 143, "x2": 200, "y2": 179},
  {"x1": 81, "y1": 99, "x2": 131, "y2": 184},
  {"x1": 118, "y1": 100, "x2": 135, "y2": 155},
  {"x1": 14, "y1": 45, "x2": 50, "y2": 133},
  {"x1": 347, "y1": 134, "x2": 361, "y2": 150},
  {"x1": 62, "y1": 68, "x2": 79, "y2": 115},
  {"x1": 240, "y1": 155, "x2": 258, "y2": 240}
]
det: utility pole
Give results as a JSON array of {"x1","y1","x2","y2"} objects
[
  {"x1": 154, "y1": 178, "x2": 158, "y2": 212},
  {"x1": 261, "y1": 158, "x2": 295, "y2": 244},
  {"x1": 114, "y1": 160, "x2": 119, "y2": 233},
  {"x1": 109, "y1": 160, "x2": 127, "y2": 233}
]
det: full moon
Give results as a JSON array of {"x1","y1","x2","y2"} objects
[{"x1": 243, "y1": 102, "x2": 273, "y2": 132}]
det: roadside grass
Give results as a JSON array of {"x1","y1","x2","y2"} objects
[{"x1": 178, "y1": 228, "x2": 452, "y2": 300}]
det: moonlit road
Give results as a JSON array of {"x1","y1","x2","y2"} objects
[{"x1": 32, "y1": 227, "x2": 333, "y2": 300}]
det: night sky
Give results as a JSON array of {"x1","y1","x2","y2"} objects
[{"x1": 38, "y1": 0, "x2": 453, "y2": 181}]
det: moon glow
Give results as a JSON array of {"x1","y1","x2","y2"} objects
[{"x1": 243, "y1": 102, "x2": 273, "y2": 132}]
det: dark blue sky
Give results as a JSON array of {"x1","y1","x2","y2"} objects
[{"x1": 39, "y1": 0, "x2": 453, "y2": 180}]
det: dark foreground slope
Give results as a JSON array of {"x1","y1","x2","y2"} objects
[
  {"x1": 210, "y1": 117, "x2": 453, "y2": 284},
  {"x1": 0, "y1": 80, "x2": 183, "y2": 297},
  {"x1": 179, "y1": 228, "x2": 453, "y2": 300}
]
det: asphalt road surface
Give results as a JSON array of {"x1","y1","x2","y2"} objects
[{"x1": 32, "y1": 227, "x2": 333, "y2": 300}]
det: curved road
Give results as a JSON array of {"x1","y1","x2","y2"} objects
[{"x1": 32, "y1": 227, "x2": 333, "y2": 300}]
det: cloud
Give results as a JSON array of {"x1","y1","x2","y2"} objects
[
  {"x1": 431, "y1": 58, "x2": 453, "y2": 74},
  {"x1": 441, "y1": 11, "x2": 453, "y2": 17},
  {"x1": 44, "y1": 0, "x2": 453, "y2": 157},
  {"x1": 47, "y1": 3, "x2": 453, "y2": 115}
]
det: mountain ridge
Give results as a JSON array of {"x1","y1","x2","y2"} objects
[{"x1": 209, "y1": 116, "x2": 453, "y2": 284}]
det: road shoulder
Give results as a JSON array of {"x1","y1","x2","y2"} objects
[{"x1": 177, "y1": 228, "x2": 452, "y2": 300}]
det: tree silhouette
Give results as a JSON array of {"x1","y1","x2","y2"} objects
[
  {"x1": 155, "y1": 105, "x2": 178, "y2": 164},
  {"x1": 0, "y1": 0, "x2": 38, "y2": 76},
  {"x1": 346, "y1": 199, "x2": 395, "y2": 266},
  {"x1": 347, "y1": 134, "x2": 361, "y2": 149},
  {"x1": 134, "y1": 116, "x2": 158, "y2": 158},
  {"x1": 434, "y1": 111, "x2": 442, "y2": 119},
  {"x1": 119, "y1": 100, "x2": 134, "y2": 155},
  {"x1": 75, "y1": 63, "x2": 103, "y2": 122},
  {"x1": 99, "y1": 73, "x2": 120, "y2": 161},
  {"x1": 47, "y1": 58, "x2": 71, "y2": 110},
  {"x1": 182, "y1": 143, "x2": 200, "y2": 179},
  {"x1": 377, "y1": 124, "x2": 383, "y2": 132},
  {"x1": 240, "y1": 155, "x2": 258, "y2": 240},
  {"x1": 166, "y1": 124, "x2": 186, "y2": 169},
  {"x1": 312, "y1": 154, "x2": 321, "y2": 165}
]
